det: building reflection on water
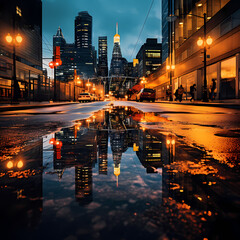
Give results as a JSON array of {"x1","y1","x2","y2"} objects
[
  {"x1": 49, "y1": 106, "x2": 175, "y2": 204},
  {"x1": 1, "y1": 105, "x2": 237, "y2": 238}
]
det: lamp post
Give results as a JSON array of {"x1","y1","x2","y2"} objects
[
  {"x1": 196, "y1": 13, "x2": 213, "y2": 102},
  {"x1": 166, "y1": 64, "x2": 175, "y2": 101},
  {"x1": 5, "y1": 33, "x2": 23, "y2": 103},
  {"x1": 140, "y1": 76, "x2": 147, "y2": 88}
]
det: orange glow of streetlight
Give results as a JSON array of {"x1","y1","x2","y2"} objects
[
  {"x1": 16, "y1": 34, "x2": 23, "y2": 43},
  {"x1": 7, "y1": 161, "x2": 13, "y2": 169},
  {"x1": 17, "y1": 160, "x2": 24, "y2": 168},
  {"x1": 5, "y1": 33, "x2": 13, "y2": 43},
  {"x1": 171, "y1": 65, "x2": 175, "y2": 70},
  {"x1": 166, "y1": 65, "x2": 171, "y2": 70},
  {"x1": 197, "y1": 37, "x2": 204, "y2": 47},
  {"x1": 206, "y1": 36, "x2": 213, "y2": 46}
]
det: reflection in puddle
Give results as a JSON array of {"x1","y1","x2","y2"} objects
[{"x1": 0, "y1": 106, "x2": 239, "y2": 240}]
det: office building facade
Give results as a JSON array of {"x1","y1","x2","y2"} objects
[
  {"x1": 136, "y1": 38, "x2": 162, "y2": 77},
  {"x1": 0, "y1": 0, "x2": 44, "y2": 102},
  {"x1": 98, "y1": 36, "x2": 108, "y2": 77},
  {"x1": 147, "y1": 0, "x2": 240, "y2": 100},
  {"x1": 75, "y1": 11, "x2": 95, "y2": 78}
]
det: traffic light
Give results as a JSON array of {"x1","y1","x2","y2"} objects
[{"x1": 49, "y1": 46, "x2": 62, "y2": 68}]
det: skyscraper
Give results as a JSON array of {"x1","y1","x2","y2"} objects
[
  {"x1": 98, "y1": 36, "x2": 108, "y2": 77},
  {"x1": 74, "y1": 11, "x2": 94, "y2": 78},
  {"x1": 162, "y1": 0, "x2": 174, "y2": 63},
  {"x1": 75, "y1": 11, "x2": 92, "y2": 49},
  {"x1": 53, "y1": 27, "x2": 77, "y2": 82},
  {"x1": 109, "y1": 23, "x2": 124, "y2": 76}
]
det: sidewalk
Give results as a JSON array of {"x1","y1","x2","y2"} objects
[
  {"x1": 0, "y1": 101, "x2": 78, "y2": 112},
  {"x1": 156, "y1": 99, "x2": 240, "y2": 109}
]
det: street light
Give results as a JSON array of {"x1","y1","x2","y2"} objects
[
  {"x1": 140, "y1": 76, "x2": 147, "y2": 88},
  {"x1": 194, "y1": 13, "x2": 213, "y2": 102},
  {"x1": 5, "y1": 33, "x2": 23, "y2": 103}
]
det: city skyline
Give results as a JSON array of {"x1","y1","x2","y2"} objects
[{"x1": 43, "y1": 0, "x2": 162, "y2": 71}]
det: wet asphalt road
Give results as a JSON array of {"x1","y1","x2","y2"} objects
[
  {"x1": 0, "y1": 101, "x2": 240, "y2": 240},
  {"x1": 0, "y1": 101, "x2": 239, "y2": 164}
]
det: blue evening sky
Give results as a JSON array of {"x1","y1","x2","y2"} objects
[{"x1": 42, "y1": 0, "x2": 162, "y2": 73}]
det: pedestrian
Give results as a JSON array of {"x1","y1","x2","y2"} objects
[
  {"x1": 210, "y1": 79, "x2": 216, "y2": 100},
  {"x1": 174, "y1": 89, "x2": 179, "y2": 101},
  {"x1": 178, "y1": 85, "x2": 184, "y2": 102},
  {"x1": 190, "y1": 84, "x2": 196, "y2": 102}
]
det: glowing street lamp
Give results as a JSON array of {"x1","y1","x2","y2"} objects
[
  {"x1": 196, "y1": 18, "x2": 213, "y2": 102},
  {"x1": 16, "y1": 34, "x2": 23, "y2": 43},
  {"x1": 5, "y1": 33, "x2": 13, "y2": 43},
  {"x1": 141, "y1": 76, "x2": 147, "y2": 88},
  {"x1": 5, "y1": 33, "x2": 23, "y2": 103}
]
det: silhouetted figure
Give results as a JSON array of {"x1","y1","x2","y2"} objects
[
  {"x1": 174, "y1": 89, "x2": 179, "y2": 101},
  {"x1": 190, "y1": 84, "x2": 196, "y2": 102},
  {"x1": 178, "y1": 85, "x2": 184, "y2": 102},
  {"x1": 210, "y1": 79, "x2": 216, "y2": 100}
]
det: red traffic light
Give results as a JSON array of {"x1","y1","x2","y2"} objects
[
  {"x1": 49, "y1": 61, "x2": 54, "y2": 69},
  {"x1": 55, "y1": 140, "x2": 63, "y2": 149},
  {"x1": 49, "y1": 138, "x2": 56, "y2": 144}
]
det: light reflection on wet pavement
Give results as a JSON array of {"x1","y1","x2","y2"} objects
[{"x1": 0, "y1": 105, "x2": 240, "y2": 240}]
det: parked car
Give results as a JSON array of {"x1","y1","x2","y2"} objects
[
  {"x1": 136, "y1": 88, "x2": 156, "y2": 102},
  {"x1": 78, "y1": 93, "x2": 92, "y2": 102}
]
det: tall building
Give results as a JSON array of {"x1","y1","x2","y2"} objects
[
  {"x1": 162, "y1": 0, "x2": 174, "y2": 63},
  {"x1": 136, "y1": 38, "x2": 162, "y2": 77},
  {"x1": 109, "y1": 23, "x2": 130, "y2": 96},
  {"x1": 74, "y1": 11, "x2": 94, "y2": 78},
  {"x1": 0, "y1": 0, "x2": 43, "y2": 101},
  {"x1": 53, "y1": 27, "x2": 77, "y2": 82},
  {"x1": 98, "y1": 36, "x2": 108, "y2": 77},
  {"x1": 109, "y1": 23, "x2": 124, "y2": 76},
  {"x1": 75, "y1": 11, "x2": 92, "y2": 49},
  {"x1": 148, "y1": 0, "x2": 239, "y2": 100}
]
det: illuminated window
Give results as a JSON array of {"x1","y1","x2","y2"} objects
[
  {"x1": 16, "y1": 6, "x2": 22, "y2": 16},
  {"x1": 145, "y1": 52, "x2": 161, "y2": 58},
  {"x1": 221, "y1": 57, "x2": 236, "y2": 79}
]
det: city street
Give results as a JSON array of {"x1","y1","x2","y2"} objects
[{"x1": 0, "y1": 101, "x2": 240, "y2": 240}]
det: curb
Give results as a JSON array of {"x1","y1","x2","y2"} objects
[
  {"x1": 0, "y1": 102, "x2": 78, "y2": 112},
  {"x1": 155, "y1": 101, "x2": 240, "y2": 109}
]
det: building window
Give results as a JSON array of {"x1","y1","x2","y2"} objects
[
  {"x1": 220, "y1": 56, "x2": 236, "y2": 99},
  {"x1": 16, "y1": 6, "x2": 22, "y2": 16},
  {"x1": 207, "y1": 63, "x2": 218, "y2": 89},
  {"x1": 145, "y1": 52, "x2": 161, "y2": 58}
]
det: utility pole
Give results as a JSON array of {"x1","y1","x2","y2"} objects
[{"x1": 202, "y1": 13, "x2": 208, "y2": 102}]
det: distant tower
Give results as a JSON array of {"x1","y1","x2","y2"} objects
[
  {"x1": 74, "y1": 11, "x2": 94, "y2": 78},
  {"x1": 53, "y1": 27, "x2": 66, "y2": 48},
  {"x1": 75, "y1": 11, "x2": 92, "y2": 49},
  {"x1": 109, "y1": 23, "x2": 123, "y2": 76},
  {"x1": 98, "y1": 36, "x2": 108, "y2": 77}
]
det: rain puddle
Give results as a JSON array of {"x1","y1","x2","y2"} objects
[{"x1": 0, "y1": 106, "x2": 240, "y2": 240}]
